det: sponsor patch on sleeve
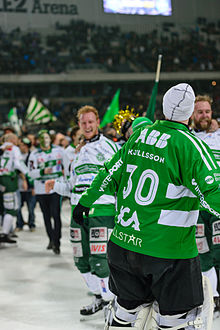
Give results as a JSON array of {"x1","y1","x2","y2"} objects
[
  {"x1": 212, "y1": 221, "x2": 220, "y2": 236},
  {"x1": 212, "y1": 235, "x2": 220, "y2": 245},
  {"x1": 89, "y1": 227, "x2": 107, "y2": 241},
  {"x1": 72, "y1": 243, "x2": 83, "y2": 257},
  {"x1": 196, "y1": 237, "x2": 209, "y2": 254},
  {"x1": 196, "y1": 224, "x2": 205, "y2": 237},
  {"x1": 70, "y1": 227, "x2": 82, "y2": 241},
  {"x1": 90, "y1": 243, "x2": 107, "y2": 254}
]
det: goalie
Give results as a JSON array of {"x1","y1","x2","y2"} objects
[{"x1": 73, "y1": 84, "x2": 218, "y2": 329}]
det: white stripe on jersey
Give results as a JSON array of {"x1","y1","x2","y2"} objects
[
  {"x1": 193, "y1": 135, "x2": 217, "y2": 170},
  {"x1": 166, "y1": 183, "x2": 197, "y2": 199},
  {"x1": 178, "y1": 130, "x2": 214, "y2": 171},
  {"x1": 158, "y1": 209, "x2": 199, "y2": 227}
]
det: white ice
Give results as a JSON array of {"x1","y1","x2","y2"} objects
[{"x1": 0, "y1": 200, "x2": 220, "y2": 330}]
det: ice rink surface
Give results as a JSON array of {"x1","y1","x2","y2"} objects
[{"x1": 0, "y1": 200, "x2": 220, "y2": 330}]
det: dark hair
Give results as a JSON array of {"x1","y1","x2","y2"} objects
[{"x1": 70, "y1": 125, "x2": 80, "y2": 139}]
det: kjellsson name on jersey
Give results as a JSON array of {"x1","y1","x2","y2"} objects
[{"x1": 128, "y1": 149, "x2": 165, "y2": 163}]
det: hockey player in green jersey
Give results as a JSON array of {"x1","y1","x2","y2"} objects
[{"x1": 73, "y1": 83, "x2": 220, "y2": 329}]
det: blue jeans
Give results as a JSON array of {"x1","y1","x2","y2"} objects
[{"x1": 17, "y1": 191, "x2": 36, "y2": 228}]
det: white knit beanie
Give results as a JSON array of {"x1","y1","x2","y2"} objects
[{"x1": 163, "y1": 83, "x2": 195, "y2": 121}]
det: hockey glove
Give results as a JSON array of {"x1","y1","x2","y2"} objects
[{"x1": 72, "y1": 203, "x2": 90, "y2": 226}]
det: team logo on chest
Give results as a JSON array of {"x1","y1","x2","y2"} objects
[{"x1": 96, "y1": 152, "x2": 105, "y2": 161}]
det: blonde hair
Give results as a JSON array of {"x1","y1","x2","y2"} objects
[
  {"x1": 77, "y1": 105, "x2": 99, "y2": 121},
  {"x1": 2, "y1": 133, "x2": 18, "y2": 144},
  {"x1": 195, "y1": 95, "x2": 213, "y2": 105}
]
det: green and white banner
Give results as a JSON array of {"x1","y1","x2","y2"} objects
[
  {"x1": 8, "y1": 107, "x2": 21, "y2": 135},
  {"x1": 26, "y1": 97, "x2": 57, "y2": 124}
]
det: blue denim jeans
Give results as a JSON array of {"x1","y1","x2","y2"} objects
[{"x1": 17, "y1": 191, "x2": 36, "y2": 228}]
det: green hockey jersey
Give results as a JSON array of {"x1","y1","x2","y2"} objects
[{"x1": 79, "y1": 120, "x2": 220, "y2": 259}]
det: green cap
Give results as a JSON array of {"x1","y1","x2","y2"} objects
[{"x1": 132, "y1": 117, "x2": 153, "y2": 132}]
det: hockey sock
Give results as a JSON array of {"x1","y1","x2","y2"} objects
[
  {"x1": 2, "y1": 214, "x2": 14, "y2": 235},
  {"x1": 81, "y1": 272, "x2": 100, "y2": 295},
  {"x1": 98, "y1": 276, "x2": 114, "y2": 301},
  {"x1": 202, "y1": 267, "x2": 219, "y2": 297}
]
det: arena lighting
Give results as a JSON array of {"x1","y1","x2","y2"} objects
[
  {"x1": 103, "y1": 0, "x2": 172, "y2": 16},
  {"x1": 212, "y1": 81, "x2": 217, "y2": 86}
]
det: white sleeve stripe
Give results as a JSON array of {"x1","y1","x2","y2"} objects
[
  {"x1": 192, "y1": 135, "x2": 217, "y2": 170},
  {"x1": 178, "y1": 130, "x2": 212, "y2": 171}
]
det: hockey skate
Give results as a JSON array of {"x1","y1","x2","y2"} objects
[
  {"x1": 80, "y1": 294, "x2": 107, "y2": 317},
  {"x1": 0, "y1": 233, "x2": 16, "y2": 244}
]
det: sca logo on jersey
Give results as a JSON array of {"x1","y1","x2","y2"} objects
[
  {"x1": 117, "y1": 206, "x2": 140, "y2": 231},
  {"x1": 90, "y1": 243, "x2": 107, "y2": 254},
  {"x1": 205, "y1": 175, "x2": 214, "y2": 184}
]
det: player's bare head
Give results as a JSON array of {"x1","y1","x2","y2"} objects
[
  {"x1": 77, "y1": 106, "x2": 100, "y2": 140},
  {"x1": 77, "y1": 105, "x2": 99, "y2": 121},
  {"x1": 193, "y1": 95, "x2": 212, "y2": 131}
]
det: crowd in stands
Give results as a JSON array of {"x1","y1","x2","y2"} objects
[{"x1": 1, "y1": 18, "x2": 220, "y2": 74}]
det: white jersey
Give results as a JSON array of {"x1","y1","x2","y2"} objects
[
  {"x1": 54, "y1": 134, "x2": 119, "y2": 213},
  {"x1": 193, "y1": 128, "x2": 220, "y2": 166},
  {"x1": 0, "y1": 144, "x2": 28, "y2": 176},
  {"x1": 28, "y1": 145, "x2": 65, "y2": 195}
]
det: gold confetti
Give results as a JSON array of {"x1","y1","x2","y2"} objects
[{"x1": 113, "y1": 106, "x2": 139, "y2": 134}]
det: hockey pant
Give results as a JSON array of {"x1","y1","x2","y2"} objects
[
  {"x1": 105, "y1": 277, "x2": 213, "y2": 330},
  {"x1": 70, "y1": 215, "x2": 115, "y2": 301}
]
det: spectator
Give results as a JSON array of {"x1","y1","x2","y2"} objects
[{"x1": 16, "y1": 137, "x2": 36, "y2": 232}]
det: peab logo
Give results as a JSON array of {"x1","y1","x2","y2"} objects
[{"x1": 205, "y1": 175, "x2": 214, "y2": 184}]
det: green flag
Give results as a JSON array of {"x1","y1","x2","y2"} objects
[
  {"x1": 26, "y1": 97, "x2": 57, "y2": 124},
  {"x1": 100, "y1": 89, "x2": 120, "y2": 128},
  {"x1": 8, "y1": 107, "x2": 21, "y2": 135},
  {"x1": 146, "y1": 81, "x2": 158, "y2": 122}
]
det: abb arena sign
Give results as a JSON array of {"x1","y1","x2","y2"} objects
[{"x1": 0, "y1": 0, "x2": 78, "y2": 15}]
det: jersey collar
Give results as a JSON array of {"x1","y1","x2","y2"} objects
[
  {"x1": 85, "y1": 133, "x2": 101, "y2": 143},
  {"x1": 158, "y1": 120, "x2": 190, "y2": 132}
]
